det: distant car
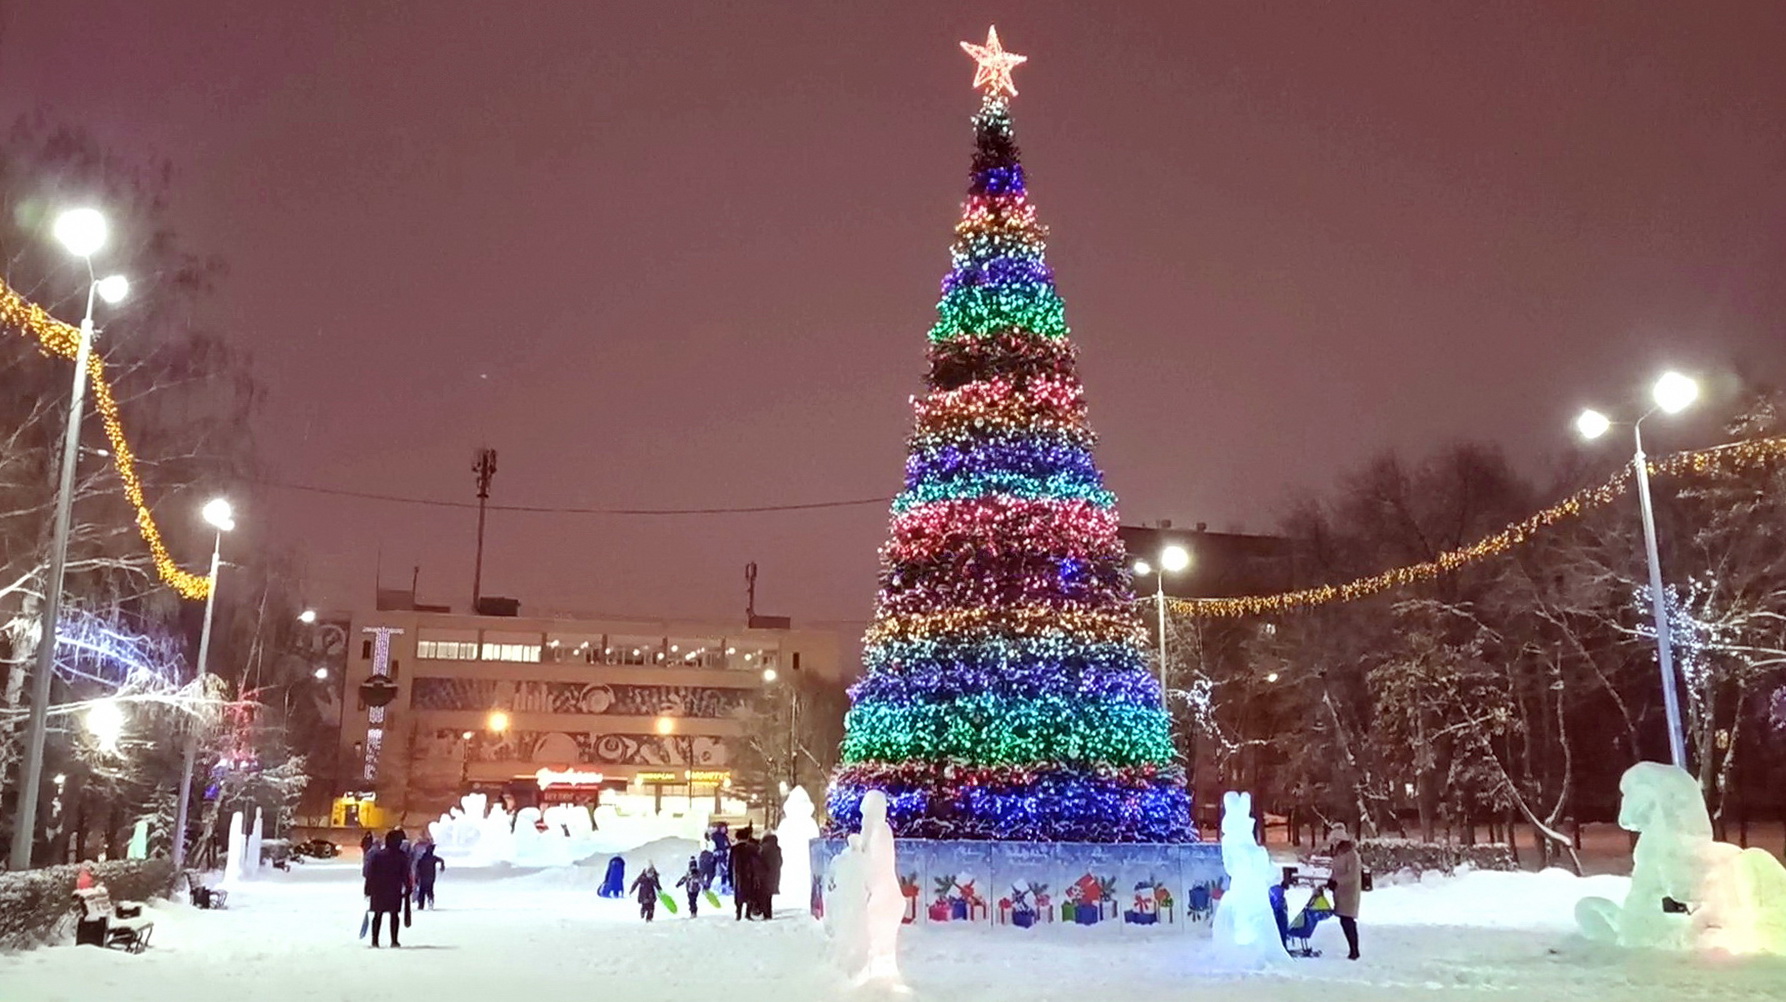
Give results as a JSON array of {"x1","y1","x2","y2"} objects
[{"x1": 292, "y1": 838, "x2": 341, "y2": 859}]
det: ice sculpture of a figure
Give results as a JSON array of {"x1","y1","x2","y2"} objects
[
  {"x1": 825, "y1": 791, "x2": 904, "y2": 984},
  {"x1": 246, "y1": 807, "x2": 264, "y2": 875},
  {"x1": 776, "y1": 785, "x2": 821, "y2": 905},
  {"x1": 1576, "y1": 761, "x2": 1786, "y2": 955},
  {"x1": 823, "y1": 835, "x2": 867, "y2": 973},
  {"x1": 221, "y1": 810, "x2": 247, "y2": 887},
  {"x1": 1212, "y1": 791, "x2": 1288, "y2": 965},
  {"x1": 859, "y1": 791, "x2": 905, "y2": 982}
]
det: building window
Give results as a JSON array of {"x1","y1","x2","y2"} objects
[
  {"x1": 361, "y1": 639, "x2": 373, "y2": 660},
  {"x1": 418, "y1": 640, "x2": 479, "y2": 660},
  {"x1": 480, "y1": 642, "x2": 541, "y2": 663}
]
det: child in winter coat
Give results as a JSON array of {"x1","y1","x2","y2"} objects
[
  {"x1": 632, "y1": 864, "x2": 663, "y2": 922},
  {"x1": 413, "y1": 841, "x2": 445, "y2": 910},
  {"x1": 675, "y1": 858, "x2": 704, "y2": 917}
]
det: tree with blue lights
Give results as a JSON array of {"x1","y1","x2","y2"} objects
[{"x1": 826, "y1": 29, "x2": 1191, "y2": 842}]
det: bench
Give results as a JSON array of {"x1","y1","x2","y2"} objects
[
  {"x1": 73, "y1": 885, "x2": 154, "y2": 953},
  {"x1": 185, "y1": 871, "x2": 229, "y2": 909}
]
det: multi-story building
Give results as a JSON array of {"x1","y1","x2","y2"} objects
[{"x1": 331, "y1": 601, "x2": 843, "y2": 831}]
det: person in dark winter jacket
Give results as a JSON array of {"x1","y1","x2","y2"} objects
[
  {"x1": 363, "y1": 829, "x2": 412, "y2": 947},
  {"x1": 697, "y1": 848, "x2": 716, "y2": 887},
  {"x1": 757, "y1": 833, "x2": 783, "y2": 919},
  {"x1": 675, "y1": 858, "x2": 704, "y2": 917},
  {"x1": 730, "y1": 827, "x2": 761, "y2": 920},
  {"x1": 631, "y1": 864, "x2": 663, "y2": 921},
  {"x1": 413, "y1": 841, "x2": 445, "y2": 910},
  {"x1": 711, "y1": 823, "x2": 733, "y2": 893}
]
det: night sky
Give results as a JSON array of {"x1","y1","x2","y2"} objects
[{"x1": 3, "y1": 2, "x2": 1783, "y2": 629}]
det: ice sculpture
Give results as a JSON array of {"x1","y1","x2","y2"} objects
[
  {"x1": 221, "y1": 810, "x2": 246, "y2": 887},
  {"x1": 246, "y1": 807, "x2": 264, "y2": 874},
  {"x1": 776, "y1": 785, "x2": 821, "y2": 905},
  {"x1": 1576, "y1": 761, "x2": 1786, "y2": 955},
  {"x1": 824, "y1": 791, "x2": 904, "y2": 984},
  {"x1": 1212, "y1": 791, "x2": 1288, "y2": 965}
]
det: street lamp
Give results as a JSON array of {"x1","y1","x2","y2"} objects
[
  {"x1": 298, "y1": 609, "x2": 317, "y2": 625},
  {"x1": 171, "y1": 498, "x2": 234, "y2": 874},
  {"x1": 10, "y1": 208, "x2": 131, "y2": 869},
  {"x1": 86, "y1": 699, "x2": 126, "y2": 754},
  {"x1": 487, "y1": 709, "x2": 511, "y2": 733},
  {"x1": 1132, "y1": 543, "x2": 1191, "y2": 690},
  {"x1": 1575, "y1": 370, "x2": 1700, "y2": 768}
]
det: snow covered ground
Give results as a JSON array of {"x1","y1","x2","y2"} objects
[{"x1": 5, "y1": 858, "x2": 1784, "y2": 1002}]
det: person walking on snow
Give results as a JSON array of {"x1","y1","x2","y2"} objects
[
  {"x1": 757, "y1": 832, "x2": 783, "y2": 919},
  {"x1": 675, "y1": 858, "x2": 704, "y2": 917},
  {"x1": 363, "y1": 829, "x2": 412, "y2": 947},
  {"x1": 1327, "y1": 836, "x2": 1363, "y2": 960},
  {"x1": 413, "y1": 840, "x2": 445, "y2": 910},
  {"x1": 730, "y1": 827, "x2": 762, "y2": 920},
  {"x1": 632, "y1": 864, "x2": 663, "y2": 922}
]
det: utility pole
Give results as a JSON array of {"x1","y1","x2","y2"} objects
[{"x1": 471, "y1": 448, "x2": 497, "y2": 612}]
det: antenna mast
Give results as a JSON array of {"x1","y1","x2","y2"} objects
[{"x1": 472, "y1": 447, "x2": 498, "y2": 611}]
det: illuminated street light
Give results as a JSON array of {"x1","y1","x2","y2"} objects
[
  {"x1": 655, "y1": 716, "x2": 675, "y2": 735},
  {"x1": 173, "y1": 496, "x2": 237, "y2": 873},
  {"x1": 53, "y1": 208, "x2": 108, "y2": 258},
  {"x1": 1573, "y1": 371, "x2": 1702, "y2": 767},
  {"x1": 202, "y1": 497, "x2": 235, "y2": 531},
  {"x1": 1575, "y1": 409, "x2": 1611, "y2": 441},
  {"x1": 1652, "y1": 371, "x2": 1699, "y2": 415},
  {"x1": 11, "y1": 207, "x2": 132, "y2": 869},
  {"x1": 1133, "y1": 544, "x2": 1193, "y2": 689},
  {"x1": 487, "y1": 710, "x2": 511, "y2": 733},
  {"x1": 313, "y1": 667, "x2": 329, "y2": 680},
  {"x1": 94, "y1": 274, "x2": 130, "y2": 304},
  {"x1": 298, "y1": 609, "x2": 317, "y2": 624},
  {"x1": 762, "y1": 667, "x2": 778, "y2": 683},
  {"x1": 86, "y1": 700, "x2": 125, "y2": 754}
]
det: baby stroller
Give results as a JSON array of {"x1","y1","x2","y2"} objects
[{"x1": 1270, "y1": 884, "x2": 1334, "y2": 958}]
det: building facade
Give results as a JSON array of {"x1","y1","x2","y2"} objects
[{"x1": 333, "y1": 606, "x2": 842, "y2": 829}]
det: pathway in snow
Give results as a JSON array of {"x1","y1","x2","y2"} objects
[{"x1": 4, "y1": 863, "x2": 1784, "y2": 1001}]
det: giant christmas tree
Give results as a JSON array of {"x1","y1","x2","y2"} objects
[{"x1": 827, "y1": 29, "x2": 1192, "y2": 843}]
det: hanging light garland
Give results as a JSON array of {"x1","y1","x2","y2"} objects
[
  {"x1": 0, "y1": 275, "x2": 211, "y2": 600},
  {"x1": 1169, "y1": 436, "x2": 1786, "y2": 619}
]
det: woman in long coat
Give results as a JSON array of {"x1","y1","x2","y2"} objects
[{"x1": 1328, "y1": 838, "x2": 1363, "y2": 960}]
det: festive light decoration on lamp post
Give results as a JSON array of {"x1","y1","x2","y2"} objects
[
  {"x1": 10, "y1": 209, "x2": 139, "y2": 870},
  {"x1": 0, "y1": 273, "x2": 210, "y2": 600},
  {"x1": 827, "y1": 30, "x2": 1191, "y2": 843}
]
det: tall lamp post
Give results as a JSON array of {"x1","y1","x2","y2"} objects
[
  {"x1": 171, "y1": 498, "x2": 235, "y2": 874},
  {"x1": 9, "y1": 209, "x2": 130, "y2": 870},
  {"x1": 1576, "y1": 370, "x2": 1699, "y2": 768},
  {"x1": 1132, "y1": 544, "x2": 1192, "y2": 690}
]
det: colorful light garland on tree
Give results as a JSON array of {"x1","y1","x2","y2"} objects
[
  {"x1": 0, "y1": 274, "x2": 211, "y2": 600},
  {"x1": 828, "y1": 31, "x2": 1193, "y2": 842}
]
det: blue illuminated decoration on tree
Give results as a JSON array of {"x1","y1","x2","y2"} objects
[{"x1": 826, "y1": 30, "x2": 1192, "y2": 842}]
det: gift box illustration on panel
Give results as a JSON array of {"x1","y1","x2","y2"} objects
[
  {"x1": 1123, "y1": 878, "x2": 1161, "y2": 925},
  {"x1": 899, "y1": 871, "x2": 921, "y2": 924},
  {"x1": 929, "y1": 873, "x2": 984, "y2": 922},
  {"x1": 1002, "y1": 881, "x2": 1046, "y2": 929},
  {"x1": 1069, "y1": 873, "x2": 1110, "y2": 925}
]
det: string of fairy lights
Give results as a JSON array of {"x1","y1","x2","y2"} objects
[
  {"x1": 0, "y1": 274, "x2": 212, "y2": 600},
  {"x1": 1165, "y1": 435, "x2": 1786, "y2": 620}
]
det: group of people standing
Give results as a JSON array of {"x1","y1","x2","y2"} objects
[
  {"x1": 359, "y1": 828, "x2": 447, "y2": 947},
  {"x1": 623, "y1": 822, "x2": 783, "y2": 923}
]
